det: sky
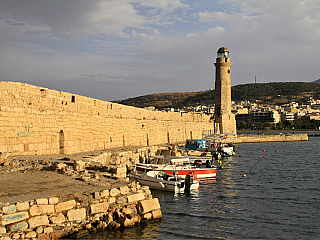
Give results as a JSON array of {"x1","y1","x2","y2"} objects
[{"x1": 1, "y1": 0, "x2": 320, "y2": 101}]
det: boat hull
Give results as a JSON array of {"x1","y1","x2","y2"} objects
[
  {"x1": 135, "y1": 164, "x2": 216, "y2": 179},
  {"x1": 130, "y1": 171, "x2": 200, "y2": 193}
]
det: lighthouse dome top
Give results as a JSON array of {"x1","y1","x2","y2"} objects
[
  {"x1": 217, "y1": 47, "x2": 229, "y2": 58},
  {"x1": 217, "y1": 47, "x2": 229, "y2": 53}
]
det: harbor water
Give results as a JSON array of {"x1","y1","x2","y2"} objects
[{"x1": 87, "y1": 135, "x2": 320, "y2": 239}]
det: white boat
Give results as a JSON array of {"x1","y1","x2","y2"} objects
[
  {"x1": 135, "y1": 156, "x2": 217, "y2": 179},
  {"x1": 204, "y1": 133, "x2": 236, "y2": 157},
  {"x1": 181, "y1": 134, "x2": 235, "y2": 157},
  {"x1": 129, "y1": 171, "x2": 199, "y2": 193}
]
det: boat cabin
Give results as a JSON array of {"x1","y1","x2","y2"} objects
[{"x1": 185, "y1": 139, "x2": 207, "y2": 150}]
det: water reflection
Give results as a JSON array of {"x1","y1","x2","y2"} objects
[
  {"x1": 86, "y1": 137, "x2": 320, "y2": 239},
  {"x1": 86, "y1": 221, "x2": 162, "y2": 239}
]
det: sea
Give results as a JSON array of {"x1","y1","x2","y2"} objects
[{"x1": 87, "y1": 131, "x2": 320, "y2": 239}]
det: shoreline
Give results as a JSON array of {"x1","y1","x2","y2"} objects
[{"x1": 0, "y1": 145, "x2": 165, "y2": 239}]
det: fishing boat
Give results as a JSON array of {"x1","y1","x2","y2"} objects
[
  {"x1": 129, "y1": 171, "x2": 199, "y2": 193},
  {"x1": 135, "y1": 156, "x2": 217, "y2": 179},
  {"x1": 181, "y1": 133, "x2": 235, "y2": 157}
]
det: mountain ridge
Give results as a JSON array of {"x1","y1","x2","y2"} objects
[{"x1": 117, "y1": 81, "x2": 320, "y2": 109}]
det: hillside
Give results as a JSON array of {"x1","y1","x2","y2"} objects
[
  {"x1": 313, "y1": 79, "x2": 320, "y2": 84},
  {"x1": 116, "y1": 92, "x2": 202, "y2": 108},
  {"x1": 117, "y1": 82, "x2": 320, "y2": 109}
]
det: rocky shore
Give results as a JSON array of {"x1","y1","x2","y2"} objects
[{"x1": 0, "y1": 145, "x2": 166, "y2": 239}]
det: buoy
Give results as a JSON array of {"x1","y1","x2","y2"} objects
[
  {"x1": 242, "y1": 174, "x2": 246, "y2": 177},
  {"x1": 289, "y1": 148, "x2": 291, "y2": 150},
  {"x1": 263, "y1": 149, "x2": 265, "y2": 152},
  {"x1": 263, "y1": 156, "x2": 266, "y2": 158},
  {"x1": 276, "y1": 150, "x2": 278, "y2": 153}
]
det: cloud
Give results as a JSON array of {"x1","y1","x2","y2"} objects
[
  {"x1": 0, "y1": 0, "x2": 147, "y2": 39},
  {"x1": 5, "y1": 20, "x2": 24, "y2": 26},
  {"x1": 1, "y1": 0, "x2": 320, "y2": 102},
  {"x1": 134, "y1": 0, "x2": 189, "y2": 12},
  {"x1": 197, "y1": 11, "x2": 232, "y2": 22}
]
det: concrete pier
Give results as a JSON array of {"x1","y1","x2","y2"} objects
[{"x1": 230, "y1": 133, "x2": 308, "y2": 144}]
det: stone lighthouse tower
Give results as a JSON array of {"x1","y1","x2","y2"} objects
[{"x1": 214, "y1": 47, "x2": 236, "y2": 135}]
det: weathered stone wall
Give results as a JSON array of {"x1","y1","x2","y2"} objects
[
  {"x1": 0, "y1": 81, "x2": 213, "y2": 157},
  {"x1": 0, "y1": 182, "x2": 161, "y2": 239}
]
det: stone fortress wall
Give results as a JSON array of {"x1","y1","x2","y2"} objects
[{"x1": 0, "y1": 81, "x2": 214, "y2": 157}]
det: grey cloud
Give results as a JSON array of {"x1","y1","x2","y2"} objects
[
  {"x1": 5, "y1": 20, "x2": 24, "y2": 26},
  {"x1": 1, "y1": 0, "x2": 320, "y2": 102}
]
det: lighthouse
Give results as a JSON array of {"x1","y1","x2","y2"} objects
[{"x1": 214, "y1": 47, "x2": 236, "y2": 135}]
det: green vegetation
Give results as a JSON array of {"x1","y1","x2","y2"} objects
[
  {"x1": 178, "y1": 90, "x2": 215, "y2": 107},
  {"x1": 117, "y1": 82, "x2": 320, "y2": 109},
  {"x1": 232, "y1": 82, "x2": 320, "y2": 102}
]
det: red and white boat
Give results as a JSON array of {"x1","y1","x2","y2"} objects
[{"x1": 135, "y1": 155, "x2": 217, "y2": 179}]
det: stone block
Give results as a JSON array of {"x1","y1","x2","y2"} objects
[
  {"x1": 49, "y1": 213, "x2": 66, "y2": 224},
  {"x1": 2, "y1": 205, "x2": 16, "y2": 214},
  {"x1": 51, "y1": 232, "x2": 60, "y2": 240},
  {"x1": 144, "y1": 189, "x2": 152, "y2": 195},
  {"x1": 25, "y1": 231, "x2": 36, "y2": 238},
  {"x1": 10, "y1": 232, "x2": 20, "y2": 239},
  {"x1": 130, "y1": 215, "x2": 141, "y2": 223},
  {"x1": 55, "y1": 200, "x2": 76, "y2": 212},
  {"x1": 43, "y1": 227, "x2": 53, "y2": 234},
  {"x1": 141, "y1": 186, "x2": 149, "y2": 191},
  {"x1": 122, "y1": 208, "x2": 133, "y2": 216},
  {"x1": 120, "y1": 186, "x2": 129, "y2": 195},
  {"x1": 113, "y1": 172, "x2": 126, "y2": 178},
  {"x1": 36, "y1": 198, "x2": 48, "y2": 205},
  {"x1": 36, "y1": 226, "x2": 43, "y2": 234},
  {"x1": 7, "y1": 221, "x2": 28, "y2": 232},
  {"x1": 118, "y1": 217, "x2": 135, "y2": 227},
  {"x1": 90, "y1": 202, "x2": 109, "y2": 214},
  {"x1": 94, "y1": 192, "x2": 100, "y2": 199},
  {"x1": 0, "y1": 212, "x2": 29, "y2": 225},
  {"x1": 29, "y1": 205, "x2": 54, "y2": 216},
  {"x1": 0, "y1": 227, "x2": 7, "y2": 234},
  {"x1": 41, "y1": 205, "x2": 55, "y2": 215},
  {"x1": 108, "y1": 197, "x2": 115, "y2": 203},
  {"x1": 37, "y1": 233, "x2": 50, "y2": 240},
  {"x1": 67, "y1": 208, "x2": 86, "y2": 221},
  {"x1": 116, "y1": 196, "x2": 127, "y2": 204},
  {"x1": 16, "y1": 202, "x2": 29, "y2": 211},
  {"x1": 115, "y1": 167, "x2": 126, "y2": 173},
  {"x1": 137, "y1": 198, "x2": 161, "y2": 214},
  {"x1": 142, "y1": 212, "x2": 152, "y2": 220},
  {"x1": 29, "y1": 205, "x2": 41, "y2": 216},
  {"x1": 55, "y1": 163, "x2": 66, "y2": 170},
  {"x1": 100, "y1": 189, "x2": 109, "y2": 198},
  {"x1": 109, "y1": 188, "x2": 120, "y2": 197},
  {"x1": 73, "y1": 160, "x2": 85, "y2": 171},
  {"x1": 48, "y1": 197, "x2": 58, "y2": 205},
  {"x1": 28, "y1": 215, "x2": 49, "y2": 229},
  {"x1": 127, "y1": 193, "x2": 145, "y2": 203},
  {"x1": 152, "y1": 209, "x2": 162, "y2": 219}
]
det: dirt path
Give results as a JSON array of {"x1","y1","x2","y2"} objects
[{"x1": 0, "y1": 170, "x2": 110, "y2": 204}]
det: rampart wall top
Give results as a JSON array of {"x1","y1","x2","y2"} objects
[{"x1": 0, "y1": 81, "x2": 211, "y2": 122}]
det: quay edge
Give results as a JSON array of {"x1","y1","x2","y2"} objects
[{"x1": 229, "y1": 133, "x2": 308, "y2": 144}]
